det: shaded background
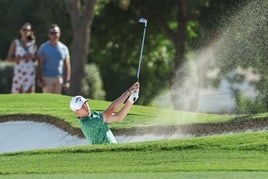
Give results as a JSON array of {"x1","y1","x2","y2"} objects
[{"x1": 0, "y1": 0, "x2": 267, "y2": 113}]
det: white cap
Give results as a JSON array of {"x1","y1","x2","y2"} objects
[{"x1": 70, "y1": 95, "x2": 88, "y2": 112}]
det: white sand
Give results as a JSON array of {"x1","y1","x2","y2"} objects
[{"x1": 0, "y1": 121, "x2": 194, "y2": 154}]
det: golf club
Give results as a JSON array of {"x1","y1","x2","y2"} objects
[{"x1": 136, "y1": 18, "x2": 147, "y2": 81}]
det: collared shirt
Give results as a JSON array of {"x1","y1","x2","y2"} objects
[{"x1": 78, "y1": 111, "x2": 117, "y2": 144}]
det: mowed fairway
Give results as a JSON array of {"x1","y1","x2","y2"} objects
[{"x1": 0, "y1": 94, "x2": 267, "y2": 178}]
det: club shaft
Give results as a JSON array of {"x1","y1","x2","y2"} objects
[{"x1": 137, "y1": 26, "x2": 147, "y2": 81}]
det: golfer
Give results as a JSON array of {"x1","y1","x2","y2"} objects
[{"x1": 70, "y1": 82, "x2": 140, "y2": 144}]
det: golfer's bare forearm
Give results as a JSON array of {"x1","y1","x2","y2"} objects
[
  {"x1": 109, "y1": 91, "x2": 131, "y2": 110},
  {"x1": 116, "y1": 101, "x2": 133, "y2": 120},
  {"x1": 103, "y1": 91, "x2": 131, "y2": 120},
  {"x1": 106, "y1": 101, "x2": 133, "y2": 123}
]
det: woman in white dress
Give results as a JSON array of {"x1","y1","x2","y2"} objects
[{"x1": 7, "y1": 22, "x2": 37, "y2": 93}]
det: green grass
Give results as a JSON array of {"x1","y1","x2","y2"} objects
[
  {"x1": 0, "y1": 93, "x2": 267, "y2": 177},
  {"x1": 1, "y1": 93, "x2": 266, "y2": 129},
  {"x1": 0, "y1": 132, "x2": 267, "y2": 175},
  {"x1": 1, "y1": 172, "x2": 268, "y2": 179}
]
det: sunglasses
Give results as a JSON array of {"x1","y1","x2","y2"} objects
[
  {"x1": 49, "y1": 31, "x2": 59, "y2": 35},
  {"x1": 22, "y1": 28, "x2": 31, "y2": 32}
]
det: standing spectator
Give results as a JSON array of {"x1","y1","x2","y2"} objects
[
  {"x1": 37, "y1": 24, "x2": 71, "y2": 94},
  {"x1": 7, "y1": 22, "x2": 37, "y2": 93}
]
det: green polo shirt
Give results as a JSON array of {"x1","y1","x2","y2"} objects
[{"x1": 78, "y1": 111, "x2": 117, "y2": 144}]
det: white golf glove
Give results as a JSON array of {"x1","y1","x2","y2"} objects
[{"x1": 128, "y1": 89, "x2": 139, "y2": 104}]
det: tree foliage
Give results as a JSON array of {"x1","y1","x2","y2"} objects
[
  {"x1": 90, "y1": 0, "x2": 173, "y2": 103},
  {"x1": 65, "y1": 0, "x2": 97, "y2": 95},
  {"x1": 0, "y1": 0, "x2": 72, "y2": 59},
  {"x1": 0, "y1": 0, "x2": 267, "y2": 112}
]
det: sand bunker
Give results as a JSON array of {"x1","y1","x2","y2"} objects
[
  {"x1": 0, "y1": 116, "x2": 267, "y2": 154},
  {"x1": 0, "y1": 121, "x2": 88, "y2": 153},
  {"x1": 0, "y1": 121, "x2": 194, "y2": 153}
]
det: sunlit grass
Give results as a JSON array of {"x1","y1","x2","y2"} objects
[
  {"x1": 1, "y1": 93, "x2": 264, "y2": 129},
  {"x1": 0, "y1": 93, "x2": 267, "y2": 176},
  {"x1": 0, "y1": 132, "x2": 267, "y2": 174}
]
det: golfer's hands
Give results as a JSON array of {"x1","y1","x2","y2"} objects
[
  {"x1": 128, "y1": 89, "x2": 139, "y2": 104},
  {"x1": 128, "y1": 82, "x2": 140, "y2": 94}
]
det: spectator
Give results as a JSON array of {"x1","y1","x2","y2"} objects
[
  {"x1": 37, "y1": 24, "x2": 71, "y2": 94},
  {"x1": 7, "y1": 22, "x2": 37, "y2": 93}
]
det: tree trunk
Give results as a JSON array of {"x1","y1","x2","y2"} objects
[
  {"x1": 170, "y1": 0, "x2": 189, "y2": 110},
  {"x1": 65, "y1": 0, "x2": 96, "y2": 95},
  {"x1": 69, "y1": 27, "x2": 90, "y2": 95}
]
